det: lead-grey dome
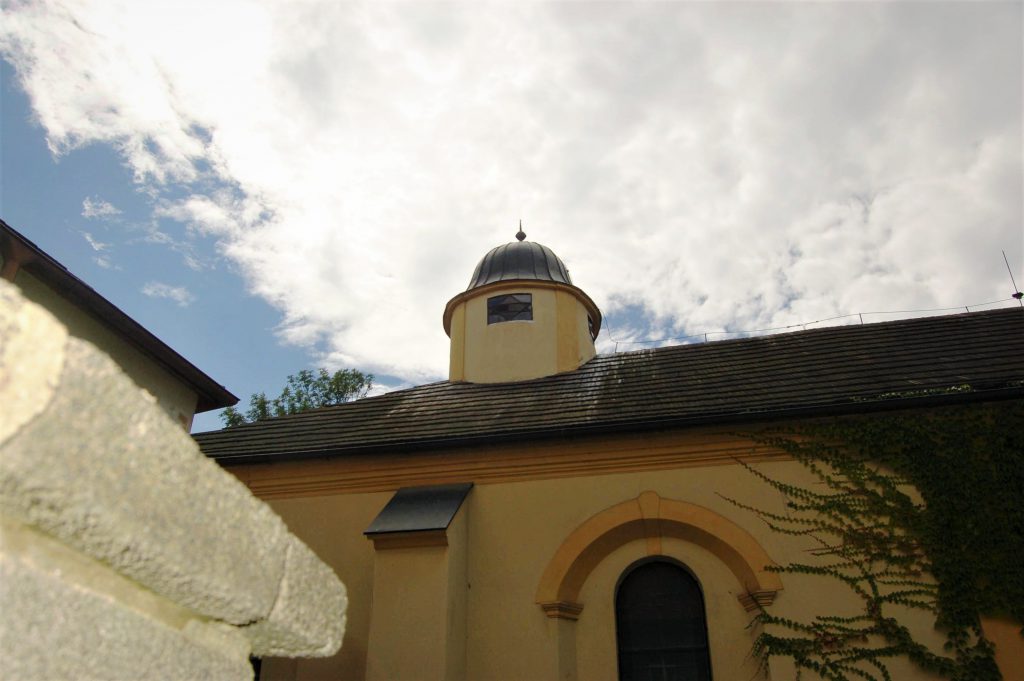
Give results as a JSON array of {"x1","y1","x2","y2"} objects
[{"x1": 467, "y1": 238, "x2": 572, "y2": 290}]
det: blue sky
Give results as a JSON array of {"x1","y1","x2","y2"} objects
[
  {"x1": 2, "y1": 2, "x2": 1021, "y2": 434},
  {"x1": 3, "y1": 58, "x2": 315, "y2": 432}
]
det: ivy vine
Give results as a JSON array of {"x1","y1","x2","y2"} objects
[{"x1": 727, "y1": 399, "x2": 1023, "y2": 680}]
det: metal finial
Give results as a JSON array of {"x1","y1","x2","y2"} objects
[{"x1": 516, "y1": 220, "x2": 526, "y2": 242}]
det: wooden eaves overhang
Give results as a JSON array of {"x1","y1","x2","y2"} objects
[
  {"x1": 1, "y1": 219, "x2": 237, "y2": 413},
  {"x1": 194, "y1": 308, "x2": 1024, "y2": 464}
]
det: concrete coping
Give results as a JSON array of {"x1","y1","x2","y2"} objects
[{"x1": 0, "y1": 279, "x2": 346, "y2": 658}]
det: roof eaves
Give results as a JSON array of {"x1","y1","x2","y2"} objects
[
  {"x1": 205, "y1": 384, "x2": 1024, "y2": 465},
  {"x1": 1, "y1": 219, "x2": 238, "y2": 412}
]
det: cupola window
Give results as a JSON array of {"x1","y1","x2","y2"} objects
[{"x1": 487, "y1": 293, "x2": 533, "y2": 324}]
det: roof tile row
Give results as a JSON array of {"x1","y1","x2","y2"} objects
[{"x1": 195, "y1": 308, "x2": 1024, "y2": 463}]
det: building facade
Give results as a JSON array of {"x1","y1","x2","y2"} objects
[{"x1": 196, "y1": 233, "x2": 1024, "y2": 681}]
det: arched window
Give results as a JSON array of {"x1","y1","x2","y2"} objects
[{"x1": 615, "y1": 560, "x2": 712, "y2": 681}]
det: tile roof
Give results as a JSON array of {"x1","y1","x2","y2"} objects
[{"x1": 195, "y1": 308, "x2": 1024, "y2": 464}]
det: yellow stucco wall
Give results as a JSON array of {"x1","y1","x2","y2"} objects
[
  {"x1": 448, "y1": 283, "x2": 596, "y2": 383},
  {"x1": 11, "y1": 269, "x2": 199, "y2": 427},
  {"x1": 260, "y1": 490, "x2": 391, "y2": 681},
  {"x1": 251, "y1": 451, "x2": 956, "y2": 681},
  {"x1": 460, "y1": 467, "x2": 789, "y2": 681},
  {"x1": 364, "y1": 508, "x2": 468, "y2": 681},
  {"x1": 982, "y1": 616, "x2": 1024, "y2": 681}
]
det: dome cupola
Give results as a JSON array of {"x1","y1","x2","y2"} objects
[
  {"x1": 466, "y1": 230, "x2": 573, "y2": 290},
  {"x1": 444, "y1": 228, "x2": 601, "y2": 383}
]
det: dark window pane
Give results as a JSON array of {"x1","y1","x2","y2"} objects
[
  {"x1": 616, "y1": 562, "x2": 712, "y2": 681},
  {"x1": 487, "y1": 293, "x2": 533, "y2": 324}
]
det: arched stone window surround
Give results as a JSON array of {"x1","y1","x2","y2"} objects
[{"x1": 535, "y1": 491, "x2": 783, "y2": 619}]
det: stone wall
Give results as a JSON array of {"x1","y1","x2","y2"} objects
[{"x1": 0, "y1": 279, "x2": 347, "y2": 680}]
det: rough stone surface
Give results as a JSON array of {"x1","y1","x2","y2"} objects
[
  {"x1": 0, "y1": 549, "x2": 254, "y2": 681},
  {"x1": 245, "y1": 535, "x2": 349, "y2": 657},
  {"x1": 0, "y1": 281, "x2": 65, "y2": 445},
  {"x1": 1, "y1": 335, "x2": 290, "y2": 623},
  {"x1": 0, "y1": 280, "x2": 348, "y2": 671}
]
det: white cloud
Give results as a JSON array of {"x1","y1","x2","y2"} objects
[
  {"x1": 2, "y1": 1, "x2": 1021, "y2": 381},
  {"x1": 131, "y1": 219, "x2": 207, "y2": 271},
  {"x1": 141, "y1": 281, "x2": 195, "y2": 307},
  {"x1": 79, "y1": 229, "x2": 119, "y2": 269},
  {"x1": 81, "y1": 196, "x2": 121, "y2": 219},
  {"x1": 79, "y1": 230, "x2": 110, "y2": 251}
]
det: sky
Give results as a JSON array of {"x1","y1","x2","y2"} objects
[{"x1": 1, "y1": 1, "x2": 1021, "y2": 433}]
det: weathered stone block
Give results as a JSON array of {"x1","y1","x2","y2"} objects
[
  {"x1": 0, "y1": 278, "x2": 347, "y2": 665},
  {"x1": 1, "y1": 336, "x2": 290, "y2": 623},
  {"x1": 0, "y1": 547, "x2": 253, "y2": 681},
  {"x1": 0, "y1": 281, "x2": 65, "y2": 444},
  {"x1": 245, "y1": 534, "x2": 349, "y2": 657}
]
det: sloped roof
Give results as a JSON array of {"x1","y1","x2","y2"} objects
[
  {"x1": 195, "y1": 308, "x2": 1024, "y2": 464},
  {"x1": 1, "y1": 220, "x2": 237, "y2": 412}
]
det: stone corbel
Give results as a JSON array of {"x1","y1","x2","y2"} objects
[
  {"x1": 738, "y1": 589, "x2": 778, "y2": 612},
  {"x1": 539, "y1": 600, "x2": 584, "y2": 620}
]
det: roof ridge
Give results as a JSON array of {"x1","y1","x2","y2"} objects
[{"x1": 602, "y1": 307, "x2": 1022, "y2": 359}]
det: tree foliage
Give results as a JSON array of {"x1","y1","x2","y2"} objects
[
  {"x1": 728, "y1": 399, "x2": 1023, "y2": 681},
  {"x1": 221, "y1": 368, "x2": 373, "y2": 427}
]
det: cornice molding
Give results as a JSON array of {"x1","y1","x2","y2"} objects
[
  {"x1": 443, "y1": 279, "x2": 602, "y2": 337},
  {"x1": 226, "y1": 428, "x2": 790, "y2": 500}
]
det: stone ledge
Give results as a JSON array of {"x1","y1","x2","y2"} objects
[
  {"x1": 0, "y1": 546, "x2": 253, "y2": 681},
  {"x1": 1, "y1": 334, "x2": 289, "y2": 624},
  {"x1": 245, "y1": 535, "x2": 348, "y2": 657},
  {"x1": 0, "y1": 279, "x2": 346, "y2": 660}
]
